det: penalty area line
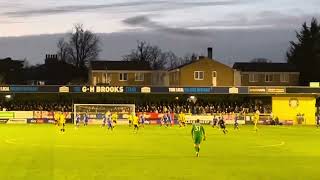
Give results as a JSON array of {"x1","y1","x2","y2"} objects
[
  {"x1": 256, "y1": 141, "x2": 285, "y2": 148},
  {"x1": 4, "y1": 139, "x2": 18, "y2": 145}
]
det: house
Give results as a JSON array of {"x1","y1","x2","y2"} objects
[
  {"x1": 0, "y1": 57, "x2": 25, "y2": 84},
  {"x1": 89, "y1": 60, "x2": 169, "y2": 86},
  {"x1": 23, "y1": 54, "x2": 87, "y2": 85},
  {"x1": 168, "y1": 48, "x2": 236, "y2": 87},
  {"x1": 232, "y1": 62, "x2": 300, "y2": 86}
]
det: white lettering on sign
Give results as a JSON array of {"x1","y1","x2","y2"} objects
[
  {"x1": 59, "y1": 86, "x2": 69, "y2": 93},
  {"x1": 141, "y1": 87, "x2": 151, "y2": 93},
  {"x1": 82, "y1": 86, "x2": 124, "y2": 93},
  {"x1": 89, "y1": 86, "x2": 95, "y2": 93},
  {"x1": 229, "y1": 87, "x2": 239, "y2": 94},
  {"x1": 169, "y1": 88, "x2": 184, "y2": 93},
  {"x1": 0, "y1": 87, "x2": 10, "y2": 92}
]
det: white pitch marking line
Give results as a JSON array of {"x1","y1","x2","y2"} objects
[
  {"x1": 256, "y1": 141, "x2": 285, "y2": 148},
  {"x1": 4, "y1": 139, "x2": 18, "y2": 145}
]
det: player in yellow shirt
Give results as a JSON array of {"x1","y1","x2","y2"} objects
[
  {"x1": 254, "y1": 110, "x2": 260, "y2": 132},
  {"x1": 178, "y1": 111, "x2": 186, "y2": 128},
  {"x1": 111, "y1": 112, "x2": 118, "y2": 128},
  {"x1": 133, "y1": 115, "x2": 139, "y2": 133},
  {"x1": 54, "y1": 112, "x2": 60, "y2": 126},
  {"x1": 59, "y1": 112, "x2": 66, "y2": 132},
  {"x1": 128, "y1": 113, "x2": 134, "y2": 127}
]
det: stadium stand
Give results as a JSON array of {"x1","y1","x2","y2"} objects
[{"x1": 0, "y1": 101, "x2": 271, "y2": 114}]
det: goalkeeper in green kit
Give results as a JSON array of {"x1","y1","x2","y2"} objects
[{"x1": 191, "y1": 119, "x2": 206, "y2": 157}]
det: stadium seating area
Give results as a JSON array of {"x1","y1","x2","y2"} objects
[
  {"x1": 136, "y1": 102, "x2": 271, "y2": 114},
  {"x1": 0, "y1": 102, "x2": 72, "y2": 112},
  {"x1": 0, "y1": 101, "x2": 271, "y2": 114}
]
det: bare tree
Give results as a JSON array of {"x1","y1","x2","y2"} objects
[
  {"x1": 123, "y1": 41, "x2": 167, "y2": 70},
  {"x1": 57, "y1": 24, "x2": 100, "y2": 68},
  {"x1": 57, "y1": 38, "x2": 69, "y2": 62},
  {"x1": 164, "y1": 51, "x2": 179, "y2": 69},
  {"x1": 167, "y1": 52, "x2": 198, "y2": 69},
  {"x1": 124, "y1": 41, "x2": 200, "y2": 70},
  {"x1": 183, "y1": 53, "x2": 198, "y2": 62}
]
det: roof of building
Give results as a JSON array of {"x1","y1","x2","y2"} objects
[
  {"x1": 232, "y1": 62, "x2": 298, "y2": 72},
  {"x1": 90, "y1": 60, "x2": 152, "y2": 71},
  {"x1": 168, "y1": 56, "x2": 231, "y2": 71},
  {"x1": 0, "y1": 57, "x2": 24, "y2": 63}
]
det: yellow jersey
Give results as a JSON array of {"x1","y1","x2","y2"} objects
[
  {"x1": 133, "y1": 116, "x2": 139, "y2": 125},
  {"x1": 179, "y1": 113, "x2": 186, "y2": 122},
  {"x1": 54, "y1": 112, "x2": 60, "y2": 121},
  {"x1": 254, "y1": 111, "x2": 260, "y2": 124},
  {"x1": 178, "y1": 113, "x2": 183, "y2": 122},
  {"x1": 111, "y1": 114, "x2": 118, "y2": 122},
  {"x1": 128, "y1": 114, "x2": 133, "y2": 121},
  {"x1": 59, "y1": 113, "x2": 66, "y2": 124}
]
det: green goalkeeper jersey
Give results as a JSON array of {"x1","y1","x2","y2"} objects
[{"x1": 191, "y1": 123, "x2": 205, "y2": 138}]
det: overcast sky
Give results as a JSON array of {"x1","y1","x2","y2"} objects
[{"x1": 0, "y1": 0, "x2": 319, "y2": 64}]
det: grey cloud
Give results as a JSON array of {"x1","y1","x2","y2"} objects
[
  {"x1": 177, "y1": 1, "x2": 243, "y2": 6},
  {"x1": 3, "y1": 1, "x2": 167, "y2": 17},
  {"x1": 3, "y1": 0, "x2": 244, "y2": 17},
  {"x1": 123, "y1": 15, "x2": 210, "y2": 36},
  {"x1": 184, "y1": 11, "x2": 320, "y2": 30}
]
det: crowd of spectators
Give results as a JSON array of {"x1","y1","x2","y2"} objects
[
  {"x1": 0, "y1": 102, "x2": 72, "y2": 112},
  {"x1": 136, "y1": 102, "x2": 272, "y2": 114},
  {"x1": 1, "y1": 100, "x2": 272, "y2": 114}
]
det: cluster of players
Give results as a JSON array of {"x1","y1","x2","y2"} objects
[
  {"x1": 211, "y1": 110, "x2": 260, "y2": 134},
  {"x1": 74, "y1": 112, "x2": 144, "y2": 133},
  {"x1": 159, "y1": 111, "x2": 187, "y2": 128},
  {"x1": 54, "y1": 112, "x2": 67, "y2": 132}
]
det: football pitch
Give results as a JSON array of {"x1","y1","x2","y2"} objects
[{"x1": 0, "y1": 124, "x2": 319, "y2": 180}]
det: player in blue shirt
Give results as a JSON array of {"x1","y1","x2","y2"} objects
[
  {"x1": 212, "y1": 116, "x2": 218, "y2": 128},
  {"x1": 102, "y1": 115, "x2": 107, "y2": 127},
  {"x1": 234, "y1": 113, "x2": 239, "y2": 130},
  {"x1": 83, "y1": 113, "x2": 89, "y2": 126},
  {"x1": 163, "y1": 113, "x2": 169, "y2": 128},
  {"x1": 75, "y1": 114, "x2": 81, "y2": 127},
  {"x1": 107, "y1": 114, "x2": 113, "y2": 131},
  {"x1": 166, "y1": 112, "x2": 172, "y2": 127},
  {"x1": 139, "y1": 113, "x2": 145, "y2": 128},
  {"x1": 218, "y1": 116, "x2": 228, "y2": 134}
]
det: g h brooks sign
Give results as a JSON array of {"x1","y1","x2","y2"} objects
[{"x1": 82, "y1": 86, "x2": 124, "y2": 93}]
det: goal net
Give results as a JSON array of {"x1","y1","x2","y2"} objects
[{"x1": 73, "y1": 104, "x2": 135, "y2": 125}]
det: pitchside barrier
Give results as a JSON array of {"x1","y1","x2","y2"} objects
[{"x1": 0, "y1": 111, "x2": 304, "y2": 125}]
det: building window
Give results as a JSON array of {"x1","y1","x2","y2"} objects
[
  {"x1": 106, "y1": 73, "x2": 111, "y2": 84},
  {"x1": 172, "y1": 72, "x2": 177, "y2": 82},
  {"x1": 96, "y1": 75, "x2": 102, "y2": 84},
  {"x1": 135, "y1": 72, "x2": 144, "y2": 81},
  {"x1": 265, "y1": 74, "x2": 273, "y2": 82},
  {"x1": 119, "y1": 73, "x2": 128, "y2": 81},
  {"x1": 280, "y1": 73, "x2": 289, "y2": 82},
  {"x1": 249, "y1": 73, "x2": 258, "y2": 82},
  {"x1": 194, "y1": 71, "x2": 204, "y2": 80}
]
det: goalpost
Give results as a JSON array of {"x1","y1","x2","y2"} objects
[{"x1": 73, "y1": 104, "x2": 135, "y2": 125}]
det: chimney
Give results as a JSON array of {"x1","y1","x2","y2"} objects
[
  {"x1": 198, "y1": 56, "x2": 205, "y2": 59},
  {"x1": 208, "y1": 47, "x2": 213, "y2": 59}
]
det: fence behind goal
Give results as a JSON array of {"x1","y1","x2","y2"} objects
[{"x1": 73, "y1": 104, "x2": 135, "y2": 125}]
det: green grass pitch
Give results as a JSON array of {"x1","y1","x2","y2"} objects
[{"x1": 0, "y1": 124, "x2": 319, "y2": 180}]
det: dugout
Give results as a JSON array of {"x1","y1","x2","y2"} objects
[{"x1": 272, "y1": 95, "x2": 317, "y2": 125}]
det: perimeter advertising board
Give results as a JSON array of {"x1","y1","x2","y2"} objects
[{"x1": 185, "y1": 114, "x2": 246, "y2": 125}]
